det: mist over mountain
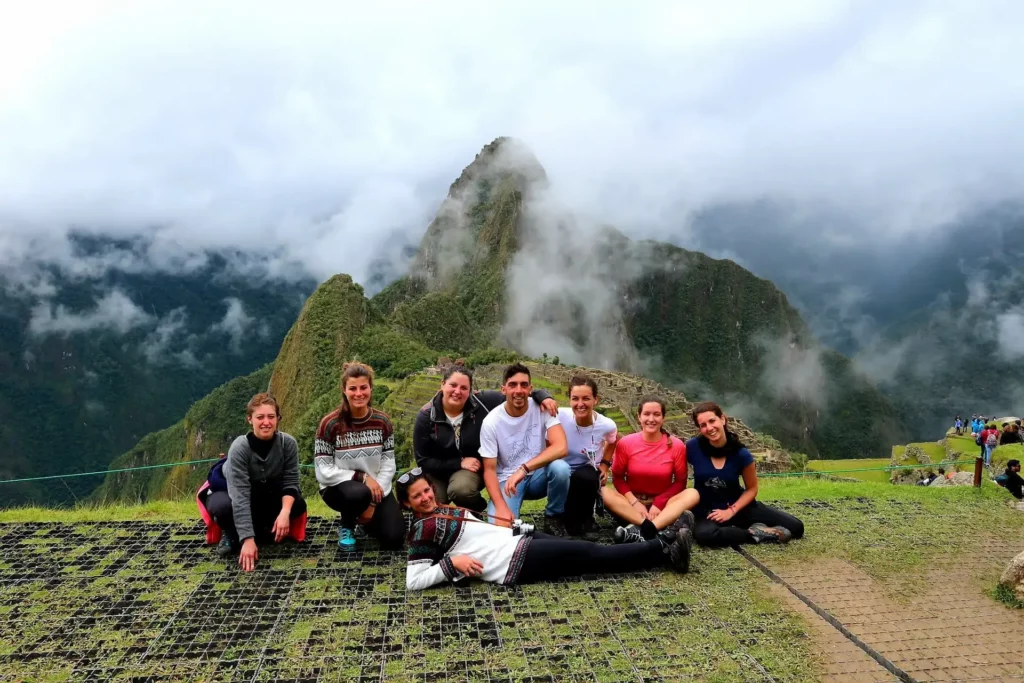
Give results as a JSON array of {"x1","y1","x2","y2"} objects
[{"x1": 0, "y1": 234, "x2": 314, "y2": 505}]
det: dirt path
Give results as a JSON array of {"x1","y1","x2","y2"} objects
[{"x1": 757, "y1": 539, "x2": 1024, "y2": 682}]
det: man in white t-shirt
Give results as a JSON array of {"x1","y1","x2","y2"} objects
[
  {"x1": 480, "y1": 363, "x2": 569, "y2": 535},
  {"x1": 557, "y1": 375, "x2": 618, "y2": 537}
]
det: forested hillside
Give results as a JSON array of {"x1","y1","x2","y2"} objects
[{"x1": 0, "y1": 243, "x2": 313, "y2": 506}]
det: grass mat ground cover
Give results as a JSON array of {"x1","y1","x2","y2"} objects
[{"x1": 0, "y1": 516, "x2": 814, "y2": 682}]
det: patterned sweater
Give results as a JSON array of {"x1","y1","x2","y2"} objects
[
  {"x1": 314, "y1": 407, "x2": 396, "y2": 494},
  {"x1": 406, "y1": 507, "x2": 532, "y2": 590}
]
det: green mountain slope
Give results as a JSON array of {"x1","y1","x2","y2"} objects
[
  {"x1": 94, "y1": 138, "x2": 909, "y2": 503},
  {"x1": 92, "y1": 364, "x2": 273, "y2": 503}
]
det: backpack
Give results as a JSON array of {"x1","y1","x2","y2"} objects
[
  {"x1": 996, "y1": 473, "x2": 1009, "y2": 488},
  {"x1": 986, "y1": 431, "x2": 998, "y2": 447},
  {"x1": 207, "y1": 455, "x2": 229, "y2": 492}
]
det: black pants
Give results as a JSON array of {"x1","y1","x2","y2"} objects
[
  {"x1": 320, "y1": 481, "x2": 405, "y2": 549},
  {"x1": 516, "y1": 532, "x2": 667, "y2": 584},
  {"x1": 203, "y1": 487, "x2": 307, "y2": 542},
  {"x1": 563, "y1": 466, "x2": 600, "y2": 533},
  {"x1": 693, "y1": 500, "x2": 804, "y2": 548}
]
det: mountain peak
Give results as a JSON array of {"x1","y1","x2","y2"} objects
[{"x1": 447, "y1": 137, "x2": 548, "y2": 199}]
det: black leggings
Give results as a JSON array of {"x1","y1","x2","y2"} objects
[
  {"x1": 563, "y1": 466, "x2": 600, "y2": 533},
  {"x1": 516, "y1": 532, "x2": 667, "y2": 584},
  {"x1": 320, "y1": 481, "x2": 405, "y2": 549},
  {"x1": 203, "y1": 488, "x2": 307, "y2": 542},
  {"x1": 693, "y1": 500, "x2": 804, "y2": 548}
]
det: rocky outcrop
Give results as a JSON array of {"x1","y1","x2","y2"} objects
[
  {"x1": 891, "y1": 444, "x2": 933, "y2": 485},
  {"x1": 929, "y1": 471, "x2": 975, "y2": 487},
  {"x1": 999, "y1": 550, "x2": 1024, "y2": 602}
]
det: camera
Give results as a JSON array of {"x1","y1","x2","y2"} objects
[{"x1": 511, "y1": 519, "x2": 535, "y2": 536}]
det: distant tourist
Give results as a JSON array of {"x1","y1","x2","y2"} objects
[
  {"x1": 397, "y1": 469, "x2": 691, "y2": 590},
  {"x1": 314, "y1": 362, "x2": 404, "y2": 550},
  {"x1": 557, "y1": 375, "x2": 619, "y2": 537},
  {"x1": 1000, "y1": 422, "x2": 1022, "y2": 445},
  {"x1": 413, "y1": 362, "x2": 556, "y2": 513},
  {"x1": 601, "y1": 395, "x2": 700, "y2": 544},
  {"x1": 686, "y1": 402, "x2": 804, "y2": 547},
  {"x1": 979, "y1": 423, "x2": 1000, "y2": 465},
  {"x1": 202, "y1": 392, "x2": 307, "y2": 571},
  {"x1": 954, "y1": 416, "x2": 963, "y2": 435},
  {"x1": 997, "y1": 460, "x2": 1024, "y2": 500},
  {"x1": 480, "y1": 363, "x2": 570, "y2": 535}
]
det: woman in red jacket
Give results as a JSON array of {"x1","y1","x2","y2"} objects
[{"x1": 601, "y1": 395, "x2": 700, "y2": 544}]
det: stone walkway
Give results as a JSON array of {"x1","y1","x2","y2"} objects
[{"x1": 756, "y1": 536, "x2": 1024, "y2": 682}]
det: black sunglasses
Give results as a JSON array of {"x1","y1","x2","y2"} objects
[{"x1": 397, "y1": 467, "x2": 423, "y2": 485}]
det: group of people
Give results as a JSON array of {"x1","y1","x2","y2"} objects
[
  {"x1": 199, "y1": 361, "x2": 805, "y2": 588},
  {"x1": 965, "y1": 414, "x2": 1023, "y2": 466}
]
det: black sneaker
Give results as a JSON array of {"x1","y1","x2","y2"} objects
[
  {"x1": 666, "y1": 528, "x2": 693, "y2": 573},
  {"x1": 580, "y1": 518, "x2": 601, "y2": 542},
  {"x1": 748, "y1": 523, "x2": 793, "y2": 544},
  {"x1": 614, "y1": 524, "x2": 645, "y2": 544},
  {"x1": 544, "y1": 515, "x2": 567, "y2": 537},
  {"x1": 216, "y1": 535, "x2": 239, "y2": 558}
]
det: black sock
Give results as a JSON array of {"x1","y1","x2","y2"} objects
[{"x1": 640, "y1": 519, "x2": 658, "y2": 540}]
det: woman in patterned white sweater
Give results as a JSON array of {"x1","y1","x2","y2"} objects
[
  {"x1": 314, "y1": 362, "x2": 403, "y2": 550},
  {"x1": 397, "y1": 469, "x2": 692, "y2": 590}
]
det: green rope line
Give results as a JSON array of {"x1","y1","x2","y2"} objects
[{"x1": 0, "y1": 455, "x2": 985, "y2": 486}]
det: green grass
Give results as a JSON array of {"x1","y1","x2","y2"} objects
[
  {"x1": 6, "y1": 478, "x2": 1023, "y2": 681},
  {"x1": 805, "y1": 458, "x2": 892, "y2": 483},
  {"x1": 992, "y1": 582, "x2": 1024, "y2": 609}
]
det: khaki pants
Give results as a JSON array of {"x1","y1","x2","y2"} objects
[{"x1": 426, "y1": 470, "x2": 486, "y2": 512}]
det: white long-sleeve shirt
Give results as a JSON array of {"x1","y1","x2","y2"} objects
[
  {"x1": 406, "y1": 508, "x2": 532, "y2": 590},
  {"x1": 313, "y1": 407, "x2": 396, "y2": 494}
]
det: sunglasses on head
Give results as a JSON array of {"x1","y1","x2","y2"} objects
[{"x1": 397, "y1": 467, "x2": 423, "y2": 485}]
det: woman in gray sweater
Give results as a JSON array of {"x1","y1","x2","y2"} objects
[{"x1": 202, "y1": 392, "x2": 307, "y2": 571}]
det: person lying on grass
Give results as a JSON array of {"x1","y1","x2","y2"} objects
[
  {"x1": 202, "y1": 392, "x2": 307, "y2": 571},
  {"x1": 601, "y1": 395, "x2": 700, "y2": 545},
  {"x1": 686, "y1": 401, "x2": 804, "y2": 547},
  {"x1": 397, "y1": 468, "x2": 692, "y2": 590}
]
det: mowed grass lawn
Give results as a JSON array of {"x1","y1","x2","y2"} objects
[{"x1": 806, "y1": 458, "x2": 893, "y2": 483}]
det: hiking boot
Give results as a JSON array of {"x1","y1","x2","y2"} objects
[
  {"x1": 666, "y1": 528, "x2": 693, "y2": 573},
  {"x1": 748, "y1": 523, "x2": 793, "y2": 544},
  {"x1": 614, "y1": 524, "x2": 645, "y2": 544},
  {"x1": 216, "y1": 535, "x2": 239, "y2": 558},
  {"x1": 660, "y1": 510, "x2": 696, "y2": 542},
  {"x1": 580, "y1": 518, "x2": 601, "y2": 542},
  {"x1": 543, "y1": 515, "x2": 567, "y2": 537},
  {"x1": 338, "y1": 527, "x2": 357, "y2": 550}
]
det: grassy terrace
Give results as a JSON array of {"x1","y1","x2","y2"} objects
[{"x1": 1, "y1": 480, "x2": 1022, "y2": 682}]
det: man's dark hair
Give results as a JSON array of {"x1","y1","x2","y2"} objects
[
  {"x1": 1008, "y1": 459, "x2": 1021, "y2": 469},
  {"x1": 938, "y1": 468, "x2": 945, "y2": 475},
  {"x1": 502, "y1": 362, "x2": 531, "y2": 384}
]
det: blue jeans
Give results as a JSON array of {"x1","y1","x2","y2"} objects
[
  {"x1": 984, "y1": 444, "x2": 995, "y2": 466},
  {"x1": 488, "y1": 460, "x2": 570, "y2": 519}
]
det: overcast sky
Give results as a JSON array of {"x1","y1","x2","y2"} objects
[{"x1": 2, "y1": 0, "x2": 1023, "y2": 286}]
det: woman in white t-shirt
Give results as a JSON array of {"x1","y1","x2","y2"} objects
[{"x1": 557, "y1": 375, "x2": 618, "y2": 538}]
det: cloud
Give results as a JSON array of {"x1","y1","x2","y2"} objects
[
  {"x1": 996, "y1": 309, "x2": 1024, "y2": 360},
  {"x1": 757, "y1": 334, "x2": 828, "y2": 407},
  {"x1": 28, "y1": 289, "x2": 153, "y2": 337},
  {"x1": 1, "y1": 1, "x2": 1023, "y2": 289},
  {"x1": 210, "y1": 298, "x2": 259, "y2": 352},
  {"x1": 141, "y1": 306, "x2": 192, "y2": 364}
]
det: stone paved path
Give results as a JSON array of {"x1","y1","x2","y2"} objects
[{"x1": 757, "y1": 537, "x2": 1024, "y2": 683}]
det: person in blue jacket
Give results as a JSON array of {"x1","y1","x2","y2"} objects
[{"x1": 685, "y1": 401, "x2": 804, "y2": 547}]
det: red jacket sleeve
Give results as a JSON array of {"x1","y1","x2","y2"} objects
[
  {"x1": 653, "y1": 440, "x2": 687, "y2": 510},
  {"x1": 612, "y1": 439, "x2": 631, "y2": 496}
]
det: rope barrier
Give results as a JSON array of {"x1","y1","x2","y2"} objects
[{"x1": 0, "y1": 456, "x2": 985, "y2": 485}]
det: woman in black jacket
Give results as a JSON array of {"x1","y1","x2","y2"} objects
[{"x1": 413, "y1": 363, "x2": 556, "y2": 511}]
